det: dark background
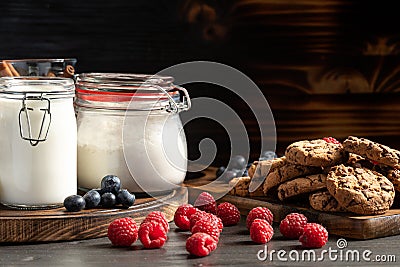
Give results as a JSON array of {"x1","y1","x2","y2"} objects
[{"x1": 1, "y1": 0, "x2": 400, "y2": 165}]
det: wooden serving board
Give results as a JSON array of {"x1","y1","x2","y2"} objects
[
  {"x1": 185, "y1": 168, "x2": 400, "y2": 240},
  {"x1": 0, "y1": 187, "x2": 187, "y2": 243}
]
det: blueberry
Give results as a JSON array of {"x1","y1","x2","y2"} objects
[
  {"x1": 260, "y1": 151, "x2": 277, "y2": 161},
  {"x1": 220, "y1": 170, "x2": 239, "y2": 183},
  {"x1": 101, "y1": 192, "x2": 117, "y2": 208},
  {"x1": 83, "y1": 189, "x2": 101, "y2": 208},
  {"x1": 93, "y1": 188, "x2": 103, "y2": 195},
  {"x1": 116, "y1": 189, "x2": 135, "y2": 208},
  {"x1": 230, "y1": 155, "x2": 247, "y2": 170},
  {"x1": 232, "y1": 168, "x2": 248, "y2": 177},
  {"x1": 100, "y1": 175, "x2": 121, "y2": 194},
  {"x1": 63, "y1": 195, "x2": 85, "y2": 212},
  {"x1": 216, "y1": 166, "x2": 226, "y2": 177}
]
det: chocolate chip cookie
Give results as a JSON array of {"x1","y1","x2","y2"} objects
[
  {"x1": 277, "y1": 174, "x2": 327, "y2": 201},
  {"x1": 248, "y1": 162, "x2": 258, "y2": 178},
  {"x1": 326, "y1": 164, "x2": 395, "y2": 215},
  {"x1": 343, "y1": 136, "x2": 400, "y2": 169},
  {"x1": 372, "y1": 163, "x2": 392, "y2": 176},
  {"x1": 285, "y1": 139, "x2": 347, "y2": 167},
  {"x1": 249, "y1": 156, "x2": 286, "y2": 193},
  {"x1": 263, "y1": 163, "x2": 321, "y2": 194},
  {"x1": 228, "y1": 176, "x2": 264, "y2": 197},
  {"x1": 346, "y1": 153, "x2": 374, "y2": 169},
  {"x1": 309, "y1": 190, "x2": 346, "y2": 212},
  {"x1": 249, "y1": 157, "x2": 286, "y2": 178},
  {"x1": 387, "y1": 169, "x2": 400, "y2": 192}
]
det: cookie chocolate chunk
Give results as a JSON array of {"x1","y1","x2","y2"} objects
[
  {"x1": 285, "y1": 139, "x2": 347, "y2": 167},
  {"x1": 309, "y1": 190, "x2": 346, "y2": 212},
  {"x1": 277, "y1": 174, "x2": 327, "y2": 201},
  {"x1": 263, "y1": 163, "x2": 321, "y2": 194},
  {"x1": 343, "y1": 136, "x2": 400, "y2": 169},
  {"x1": 326, "y1": 164, "x2": 395, "y2": 215}
]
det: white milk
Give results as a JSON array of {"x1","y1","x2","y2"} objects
[
  {"x1": 77, "y1": 111, "x2": 187, "y2": 193},
  {"x1": 0, "y1": 82, "x2": 77, "y2": 208}
]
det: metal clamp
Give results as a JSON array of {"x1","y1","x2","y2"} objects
[
  {"x1": 146, "y1": 83, "x2": 191, "y2": 113},
  {"x1": 174, "y1": 85, "x2": 192, "y2": 111},
  {"x1": 18, "y1": 94, "x2": 52, "y2": 146}
]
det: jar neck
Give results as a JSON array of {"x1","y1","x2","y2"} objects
[
  {"x1": 75, "y1": 73, "x2": 190, "y2": 113},
  {"x1": 77, "y1": 73, "x2": 174, "y2": 90},
  {"x1": 0, "y1": 77, "x2": 75, "y2": 100}
]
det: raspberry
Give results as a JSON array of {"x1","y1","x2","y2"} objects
[
  {"x1": 190, "y1": 210, "x2": 223, "y2": 232},
  {"x1": 217, "y1": 202, "x2": 241, "y2": 226},
  {"x1": 194, "y1": 192, "x2": 217, "y2": 214},
  {"x1": 299, "y1": 223, "x2": 328, "y2": 248},
  {"x1": 250, "y1": 219, "x2": 274, "y2": 244},
  {"x1": 279, "y1": 213, "x2": 308, "y2": 239},
  {"x1": 323, "y1": 137, "x2": 341, "y2": 145},
  {"x1": 186, "y1": 232, "x2": 217, "y2": 257},
  {"x1": 107, "y1": 217, "x2": 138, "y2": 246},
  {"x1": 189, "y1": 210, "x2": 207, "y2": 229},
  {"x1": 142, "y1": 211, "x2": 169, "y2": 233},
  {"x1": 246, "y1": 207, "x2": 273, "y2": 229},
  {"x1": 191, "y1": 219, "x2": 220, "y2": 242},
  {"x1": 174, "y1": 204, "x2": 198, "y2": 231},
  {"x1": 138, "y1": 220, "x2": 167, "y2": 249}
]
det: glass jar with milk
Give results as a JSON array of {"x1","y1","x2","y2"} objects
[
  {"x1": 75, "y1": 73, "x2": 191, "y2": 194},
  {"x1": 0, "y1": 77, "x2": 77, "y2": 209}
]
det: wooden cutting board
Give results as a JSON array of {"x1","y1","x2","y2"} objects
[
  {"x1": 185, "y1": 168, "x2": 400, "y2": 240},
  {"x1": 0, "y1": 187, "x2": 187, "y2": 243}
]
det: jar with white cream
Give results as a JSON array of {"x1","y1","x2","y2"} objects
[
  {"x1": 0, "y1": 77, "x2": 77, "y2": 209},
  {"x1": 75, "y1": 73, "x2": 191, "y2": 193}
]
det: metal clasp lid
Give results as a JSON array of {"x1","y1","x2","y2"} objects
[
  {"x1": 18, "y1": 94, "x2": 52, "y2": 146},
  {"x1": 150, "y1": 84, "x2": 192, "y2": 114}
]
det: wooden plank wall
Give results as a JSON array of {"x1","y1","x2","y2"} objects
[{"x1": 1, "y1": 0, "x2": 400, "y2": 165}]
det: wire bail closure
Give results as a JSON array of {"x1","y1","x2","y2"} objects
[
  {"x1": 18, "y1": 94, "x2": 52, "y2": 146},
  {"x1": 149, "y1": 84, "x2": 191, "y2": 113}
]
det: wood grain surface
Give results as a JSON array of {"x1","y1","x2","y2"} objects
[{"x1": 0, "y1": 187, "x2": 187, "y2": 243}]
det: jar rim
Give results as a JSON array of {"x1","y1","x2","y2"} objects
[
  {"x1": 0, "y1": 76, "x2": 75, "y2": 98},
  {"x1": 77, "y1": 73, "x2": 174, "y2": 92},
  {"x1": 76, "y1": 73, "x2": 177, "y2": 102}
]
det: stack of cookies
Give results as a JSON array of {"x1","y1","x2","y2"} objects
[{"x1": 229, "y1": 136, "x2": 399, "y2": 215}]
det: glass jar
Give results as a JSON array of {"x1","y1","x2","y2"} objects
[
  {"x1": 0, "y1": 77, "x2": 77, "y2": 209},
  {"x1": 75, "y1": 73, "x2": 191, "y2": 193}
]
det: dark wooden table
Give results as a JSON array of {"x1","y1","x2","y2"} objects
[{"x1": 1, "y1": 216, "x2": 399, "y2": 266}]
